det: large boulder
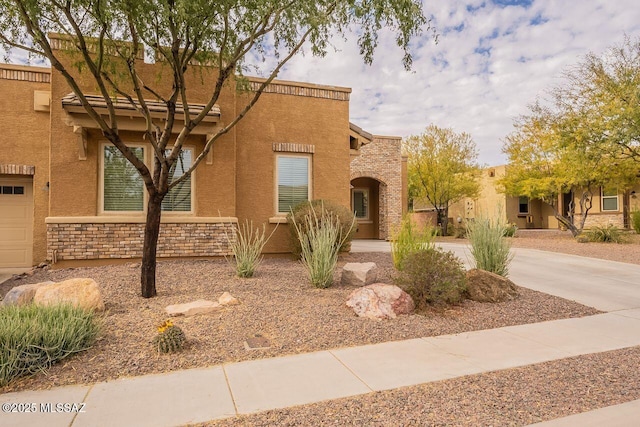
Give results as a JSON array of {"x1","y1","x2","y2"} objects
[
  {"x1": 341, "y1": 262, "x2": 378, "y2": 287},
  {"x1": 33, "y1": 278, "x2": 105, "y2": 311},
  {"x1": 346, "y1": 283, "x2": 414, "y2": 320},
  {"x1": 165, "y1": 300, "x2": 221, "y2": 317},
  {"x1": 1, "y1": 281, "x2": 54, "y2": 307},
  {"x1": 465, "y1": 269, "x2": 519, "y2": 303}
]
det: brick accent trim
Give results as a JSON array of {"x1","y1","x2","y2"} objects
[
  {"x1": 272, "y1": 143, "x2": 315, "y2": 153},
  {"x1": 0, "y1": 65, "x2": 50, "y2": 83},
  {"x1": 249, "y1": 79, "x2": 350, "y2": 101},
  {"x1": 0, "y1": 164, "x2": 36, "y2": 175}
]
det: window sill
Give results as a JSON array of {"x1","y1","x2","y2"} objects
[
  {"x1": 357, "y1": 219, "x2": 373, "y2": 224},
  {"x1": 269, "y1": 216, "x2": 289, "y2": 224}
]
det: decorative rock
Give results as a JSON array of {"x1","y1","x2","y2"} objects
[
  {"x1": 218, "y1": 292, "x2": 239, "y2": 306},
  {"x1": 465, "y1": 269, "x2": 519, "y2": 303},
  {"x1": 346, "y1": 283, "x2": 414, "y2": 320},
  {"x1": 165, "y1": 299, "x2": 221, "y2": 317},
  {"x1": 1, "y1": 282, "x2": 54, "y2": 307},
  {"x1": 33, "y1": 278, "x2": 105, "y2": 311},
  {"x1": 341, "y1": 262, "x2": 378, "y2": 286}
]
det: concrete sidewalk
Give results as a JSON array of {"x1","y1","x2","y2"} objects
[{"x1": 2, "y1": 308, "x2": 640, "y2": 427}]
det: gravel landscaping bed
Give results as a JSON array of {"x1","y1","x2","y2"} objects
[
  {"x1": 0, "y1": 247, "x2": 602, "y2": 394},
  {"x1": 2, "y1": 232, "x2": 639, "y2": 426},
  {"x1": 493, "y1": 229, "x2": 639, "y2": 265}
]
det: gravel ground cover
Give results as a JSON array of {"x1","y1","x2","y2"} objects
[{"x1": 1, "y1": 231, "x2": 639, "y2": 424}]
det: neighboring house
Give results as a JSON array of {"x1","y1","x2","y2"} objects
[
  {"x1": 449, "y1": 165, "x2": 640, "y2": 230},
  {"x1": 0, "y1": 38, "x2": 405, "y2": 268}
]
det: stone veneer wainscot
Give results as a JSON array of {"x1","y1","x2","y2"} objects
[{"x1": 46, "y1": 217, "x2": 237, "y2": 262}]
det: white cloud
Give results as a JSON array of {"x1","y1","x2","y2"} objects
[{"x1": 275, "y1": 0, "x2": 640, "y2": 166}]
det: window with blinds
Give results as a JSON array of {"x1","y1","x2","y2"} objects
[
  {"x1": 103, "y1": 146, "x2": 144, "y2": 211},
  {"x1": 277, "y1": 155, "x2": 310, "y2": 214},
  {"x1": 352, "y1": 188, "x2": 369, "y2": 219},
  {"x1": 163, "y1": 149, "x2": 193, "y2": 212},
  {"x1": 601, "y1": 187, "x2": 618, "y2": 211}
]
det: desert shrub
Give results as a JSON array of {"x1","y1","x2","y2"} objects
[
  {"x1": 287, "y1": 200, "x2": 356, "y2": 257},
  {"x1": 503, "y1": 223, "x2": 518, "y2": 237},
  {"x1": 466, "y1": 218, "x2": 514, "y2": 277},
  {"x1": 395, "y1": 249, "x2": 467, "y2": 308},
  {"x1": 453, "y1": 224, "x2": 467, "y2": 238},
  {"x1": 631, "y1": 210, "x2": 640, "y2": 234},
  {"x1": 0, "y1": 304, "x2": 100, "y2": 387},
  {"x1": 225, "y1": 220, "x2": 276, "y2": 278},
  {"x1": 434, "y1": 222, "x2": 454, "y2": 236},
  {"x1": 585, "y1": 224, "x2": 626, "y2": 243},
  {"x1": 291, "y1": 205, "x2": 354, "y2": 288},
  {"x1": 391, "y1": 216, "x2": 436, "y2": 270},
  {"x1": 575, "y1": 234, "x2": 590, "y2": 243}
]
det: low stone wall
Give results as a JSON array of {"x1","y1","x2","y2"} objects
[{"x1": 46, "y1": 217, "x2": 237, "y2": 262}]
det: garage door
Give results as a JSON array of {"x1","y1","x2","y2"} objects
[{"x1": 0, "y1": 177, "x2": 33, "y2": 267}]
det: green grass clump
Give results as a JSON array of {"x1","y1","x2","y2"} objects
[
  {"x1": 395, "y1": 248, "x2": 467, "y2": 308},
  {"x1": 291, "y1": 202, "x2": 354, "y2": 288},
  {"x1": 585, "y1": 224, "x2": 626, "y2": 243},
  {"x1": 287, "y1": 200, "x2": 356, "y2": 257},
  {"x1": 391, "y1": 217, "x2": 436, "y2": 270},
  {"x1": 630, "y1": 210, "x2": 640, "y2": 234},
  {"x1": 503, "y1": 223, "x2": 518, "y2": 237},
  {"x1": 466, "y1": 218, "x2": 514, "y2": 277},
  {"x1": 225, "y1": 220, "x2": 276, "y2": 278},
  {"x1": 0, "y1": 304, "x2": 100, "y2": 387}
]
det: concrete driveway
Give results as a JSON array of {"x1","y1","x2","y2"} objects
[
  {"x1": 351, "y1": 240, "x2": 640, "y2": 312},
  {"x1": 0, "y1": 268, "x2": 29, "y2": 286}
]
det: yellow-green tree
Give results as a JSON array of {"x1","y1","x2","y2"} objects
[
  {"x1": 405, "y1": 124, "x2": 480, "y2": 236},
  {"x1": 556, "y1": 36, "x2": 640, "y2": 162},
  {"x1": 501, "y1": 102, "x2": 638, "y2": 236}
]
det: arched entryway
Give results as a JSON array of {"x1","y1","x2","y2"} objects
[{"x1": 351, "y1": 177, "x2": 384, "y2": 239}]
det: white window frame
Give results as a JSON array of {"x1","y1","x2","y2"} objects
[
  {"x1": 601, "y1": 187, "x2": 619, "y2": 212},
  {"x1": 99, "y1": 142, "x2": 195, "y2": 215},
  {"x1": 99, "y1": 142, "x2": 148, "y2": 215},
  {"x1": 275, "y1": 154, "x2": 312, "y2": 215},
  {"x1": 352, "y1": 188, "x2": 370, "y2": 221},
  {"x1": 518, "y1": 196, "x2": 529, "y2": 215}
]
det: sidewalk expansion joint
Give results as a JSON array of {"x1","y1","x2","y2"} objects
[
  {"x1": 328, "y1": 350, "x2": 374, "y2": 392},
  {"x1": 221, "y1": 365, "x2": 240, "y2": 417}
]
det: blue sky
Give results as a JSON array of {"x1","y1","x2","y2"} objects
[{"x1": 273, "y1": 0, "x2": 640, "y2": 166}]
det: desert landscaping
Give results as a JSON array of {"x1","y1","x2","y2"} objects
[{"x1": 1, "y1": 230, "x2": 640, "y2": 425}]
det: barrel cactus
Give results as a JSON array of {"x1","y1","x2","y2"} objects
[{"x1": 153, "y1": 320, "x2": 186, "y2": 353}]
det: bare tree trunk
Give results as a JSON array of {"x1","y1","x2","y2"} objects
[
  {"x1": 435, "y1": 207, "x2": 449, "y2": 236},
  {"x1": 577, "y1": 188, "x2": 593, "y2": 232},
  {"x1": 141, "y1": 193, "x2": 163, "y2": 298},
  {"x1": 547, "y1": 198, "x2": 581, "y2": 236},
  {"x1": 441, "y1": 206, "x2": 450, "y2": 236}
]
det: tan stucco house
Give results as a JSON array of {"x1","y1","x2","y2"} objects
[
  {"x1": 449, "y1": 165, "x2": 640, "y2": 230},
  {"x1": 0, "y1": 40, "x2": 406, "y2": 268}
]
